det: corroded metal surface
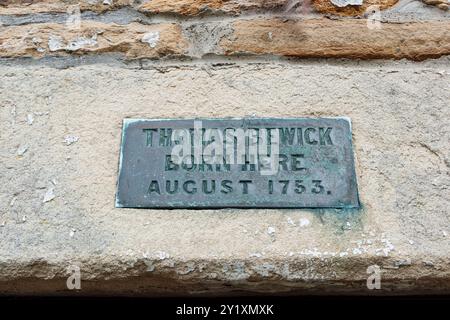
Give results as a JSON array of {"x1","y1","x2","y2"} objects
[{"x1": 116, "y1": 118, "x2": 359, "y2": 208}]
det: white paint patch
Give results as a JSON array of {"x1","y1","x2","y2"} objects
[
  {"x1": 49, "y1": 35, "x2": 98, "y2": 52},
  {"x1": 299, "y1": 218, "x2": 310, "y2": 227},
  {"x1": 267, "y1": 226, "x2": 276, "y2": 235},
  {"x1": 141, "y1": 32, "x2": 160, "y2": 48},
  {"x1": 64, "y1": 135, "x2": 79, "y2": 145},
  {"x1": 249, "y1": 252, "x2": 263, "y2": 258},
  {"x1": 32, "y1": 37, "x2": 42, "y2": 44},
  {"x1": 379, "y1": 238, "x2": 395, "y2": 256},
  {"x1": 145, "y1": 261, "x2": 155, "y2": 272},
  {"x1": 27, "y1": 114, "x2": 34, "y2": 125},
  {"x1": 331, "y1": 0, "x2": 363, "y2": 7},
  {"x1": 32, "y1": 37, "x2": 45, "y2": 52},
  {"x1": 66, "y1": 36, "x2": 98, "y2": 51},
  {"x1": 17, "y1": 144, "x2": 28, "y2": 156},
  {"x1": 43, "y1": 188, "x2": 56, "y2": 203},
  {"x1": 177, "y1": 262, "x2": 195, "y2": 275},
  {"x1": 299, "y1": 248, "x2": 322, "y2": 257},
  {"x1": 156, "y1": 250, "x2": 169, "y2": 260},
  {"x1": 423, "y1": 260, "x2": 434, "y2": 267},
  {"x1": 287, "y1": 217, "x2": 296, "y2": 226},
  {"x1": 394, "y1": 258, "x2": 412, "y2": 267},
  {"x1": 48, "y1": 35, "x2": 64, "y2": 52}
]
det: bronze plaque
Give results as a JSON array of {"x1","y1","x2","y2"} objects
[{"x1": 116, "y1": 118, "x2": 359, "y2": 208}]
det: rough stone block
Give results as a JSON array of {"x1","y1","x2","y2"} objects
[
  {"x1": 0, "y1": 21, "x2": 188, "y2": 59},
  {"x1": 219, "y1": 19, "x2": 450, "y2": 61}
]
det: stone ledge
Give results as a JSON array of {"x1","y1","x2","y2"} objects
[{"x1": 1, "y1": 255, "x2": 450, "y2": 296}]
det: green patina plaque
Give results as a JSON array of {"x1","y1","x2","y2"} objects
[{"x1": 116, "y1": 118, "x2": 359, "y2": 208}]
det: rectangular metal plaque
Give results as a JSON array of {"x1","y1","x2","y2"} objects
[{"x1": 116, "y1": 118, "x2": 359, "y2": 208}]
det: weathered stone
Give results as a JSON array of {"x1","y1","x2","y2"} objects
[
  {"x1": 0, "y1": 0, "x2": 403, "y2": 16},
  {"x1": 220, "y1": 18, "x2": 450, "y2": 60},
  {"x1": 0, "y1": 0, "x2": 296, "y2": 17},
  {"x1": 139, "y1": 0, "x2": 286, "y2": 16},
  {"x1": 0, "y1": 21, "x2": 189, "y2": 59},
  {"x1": 0, "y1": 58, "x2": 449, "y2": 295},
  {"x1": 0, "y1": 0, "x2": 132, "y2": 15}
]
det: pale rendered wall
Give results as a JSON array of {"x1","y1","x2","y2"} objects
[{"x1": 0, "y1": 0, "x2": 449, "y2": 295}]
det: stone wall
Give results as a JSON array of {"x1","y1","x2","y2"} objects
[{"x1": 0, "y1": 0, "x2": 449, "y2": 295}]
